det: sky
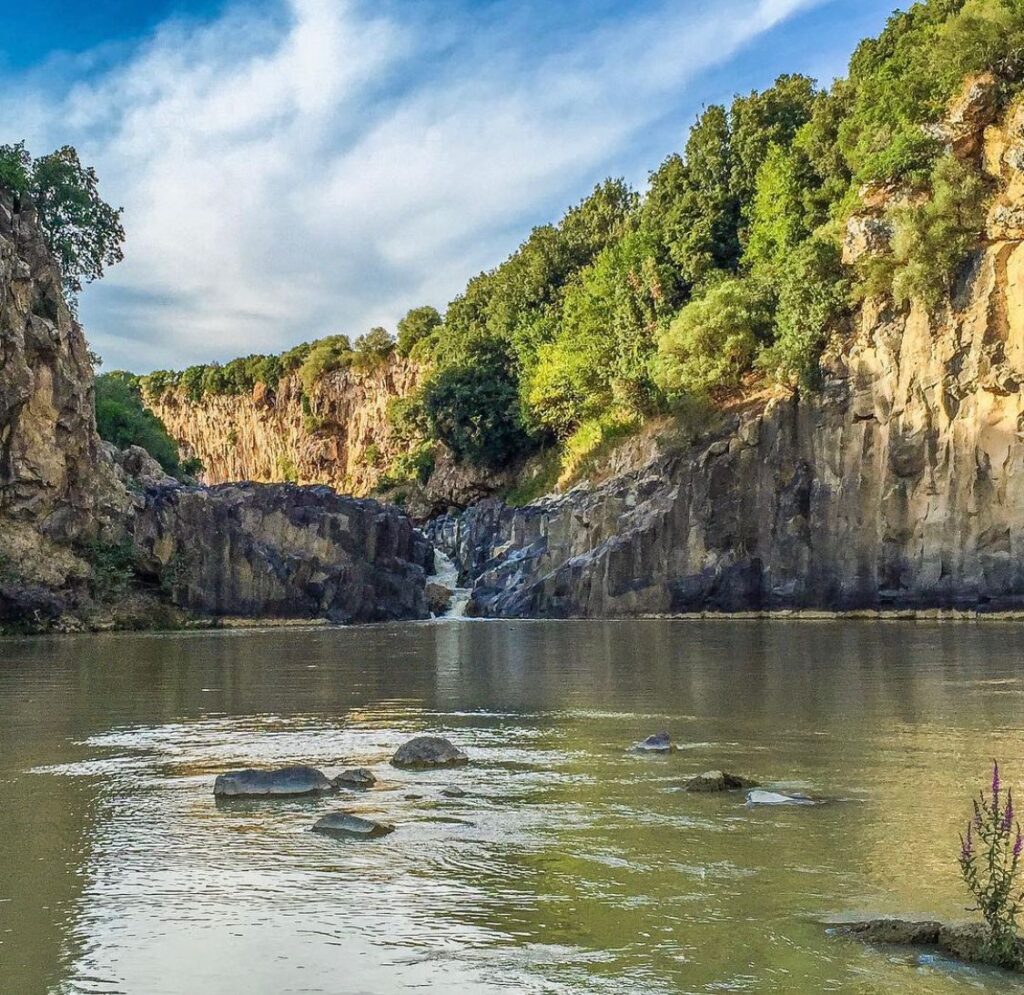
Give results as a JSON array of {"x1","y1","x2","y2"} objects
[{"x1": 0, "y1": 0, "x2": 899, "y2": 372}]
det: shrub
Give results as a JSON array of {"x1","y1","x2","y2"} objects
[
  {"x1": 352, "y1": 327, "x2": 395, "y2": 370},
  {"x1": 958, "y1": 762, "x2": 1024, "y2": 969},
  {"x1": 298, "y1": 335, "x2": 353, "y2": 391},
  {"x1": 83, "y1": 539, "x2": 136, "y2": 602},
  {"x1": 654, "y1": 276, "x2": 774, "y2": 396},
  {"x1": 397, "y1": 306, "x2": 442, "y2": 358}
]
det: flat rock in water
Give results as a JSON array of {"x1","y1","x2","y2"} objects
[
  {"x1": 746, "y1": 789, "x2": 816, "y2": 806},
  {"x1": 312, "y1": 812, "x2": 395, "y2": 839},
  {"x1": 214, "y1": 766, "x2": 333, "y2": 798},
  {"x1": 441, "y1": 786, "x2": 467, "y2": 798},
  {"x1": 332, "y1": 767, "x2": 376, "y2": 790},
  {"x1": 634, "y1": 731, "x2": 673, "y2": 752},
  {"x1": 835, "y1": 919, "x2": 1024, "y2": 972},
  {"x1": 392, "y1": 736, "x2": 469, "y2": 769},
  {"x1": 685, "y1": 770, "x2": 759, "y2": 792}
]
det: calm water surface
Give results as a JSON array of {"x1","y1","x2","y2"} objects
[{"x1": 3, "y1": 620, "x2": 1024, "y2": 994}]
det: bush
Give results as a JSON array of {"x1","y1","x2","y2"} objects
[
  {"x1": 94, "y1": 372, "x2": 183, "y2": 476},
  {"x1": 396, "y1": 306, "x2": 442, "y2": 358},
  {"x1": 422, "y1": 342, "x2": 530, "y2": 469},
  {"x1": 758, "y1": 237, "x2": 850, "y2": 387},
  {"x1": 959, "y1": 762, "x2": 1024, "y2": 969},
  {"x1": 298, "y1": 335, "x2": 353, "y2": 391},
  {"x1": 654, "y1": 276, "x2": 774, "y2": 397},
  {"x1": 352, "y1": 327, "x2": 395, "y2": 370}
]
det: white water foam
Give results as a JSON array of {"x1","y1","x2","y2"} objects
[{"x1": 428, "y1": 549, "x2": 472, "y2": 619}]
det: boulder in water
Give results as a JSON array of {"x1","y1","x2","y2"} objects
[
  {"x1": 685, "y1": 770, "x2": 759, "y2": 792},
  {"x1": 332, "y1": 768, "x2": 376, "y2": 790},
  {"x1": 746, "y1": 789, "x2": 816, "y2": 806},
  {"x1": 392, "y1": 735, "x2": 469, "y2": 769},
  {"x1": 214, "y1": 766, "x2": 333, "y2": 798},
  {"x1": 441, "y1": 786, "x2": 467, "y2": 798},
  {"x1": 635, "y1": 731, "x2": 673, "y2": 753},
  {"x1": 425, "y1": 582, "x2": 453, "y2": 615},
  {"x1": 312, "y1": 812, "x2": 395, "y2": 839}
]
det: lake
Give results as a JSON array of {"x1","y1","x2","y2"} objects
[{"x1": 2, "y1": 620, "x2": 1024, "y2": 994}]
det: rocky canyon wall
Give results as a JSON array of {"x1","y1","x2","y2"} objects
[
  {"x1": 147, "y1": 357, "x2": 421, "y2": 495},
  {"x1": 428, "y1": 94, "x2": 1024, "y2": 617}
]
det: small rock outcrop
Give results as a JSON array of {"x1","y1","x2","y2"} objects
[
  {"x1": 684, "y1": 770, "x2": 759, "y2": 793},
  {"x1": 312, "y1": 812, "x2": 395, "y2": 839},
  {"x1": 836, "y1": 919, "x2": 1024, "y2": 972},
  {"x1": 134, "y1": 483, "x2": 433, "y2": 622},
  {"x1": 391, "y1": 736, "x2": 469, "y2": 769},
  {"x1": 213, "y1": 766, "x2": 334, "y2": 797},
  {"x1": 332, "y1": 768, "x2": 376, "y2": 790}
]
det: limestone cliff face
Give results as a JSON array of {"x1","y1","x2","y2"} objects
[
  {"x1": 429, "y1": 95, "x2": 1024, "y2": 617},
  {"x1": 0, "y1": 192, "x2": 128, "y2": 602},
  {"x1": 148, "y1": 357, "x2": 421, "y2": 495}
]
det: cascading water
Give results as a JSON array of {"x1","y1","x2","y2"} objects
[{"x1": 428, "y1": 548, "x2": 472, "y2": 619}]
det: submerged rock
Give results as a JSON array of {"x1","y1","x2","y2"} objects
[
  {"x1": 835, "y1": 919, "x2": 1024, "y2": 972},
  {"x1": 635, "y1": 731, "x2": 673, "y2": 753},
  {"x1": 213, "y1": 766, "x2": 333, "y2": 798},
  {"x1": 746, "y1": 789, "x2": 816, "y2": 806},
  {"x1": 440, "y1": 786, "x2": 467, "y2": 798},
  {"x1": 312, "y1": 812, "x2": 395, "y2": 839},
  {"x1": 392, "y1": 736, "x2": 469, "y2": 769},
  {"x1": 332, "y1": 768, "x2": 376, "y2": 790},
  {"x1": 685, "y1": 770, "x2": 759, "y2": 793}
]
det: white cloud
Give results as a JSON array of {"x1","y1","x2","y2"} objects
[{"x1": 1, "y1": 0, "x2": 820, "y2": 370}]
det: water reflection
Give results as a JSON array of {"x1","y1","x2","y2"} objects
[{"x1": 1, "y1": 621, "x2": 1024, "y2": 992}]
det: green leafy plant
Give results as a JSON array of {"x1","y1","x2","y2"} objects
[
  {"x1": 94, "y1": 371, "x2": 185, "y2": 477},
  {"x1": 959, "y1": 761, "x2": 1024, "y2": 968}
]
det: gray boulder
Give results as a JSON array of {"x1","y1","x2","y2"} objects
[
  {"x1": 332, "y1": 768, "x2": 376, "y2": 789},
  {"x1": 684, "y1": 770, "x2": 758, "y2": 792},
  {"x1": 635, "y1": 731, "x2": 673, "y2": 752},
  {"x1": 392, "y1": 735, "x2": 468, "y2": 769},
  {"x1": 312, "y1": 812, "x2": 395, "y2": 839},
  {"x1": 214, "y1": 765, "x2": 333, "y2": 798}
]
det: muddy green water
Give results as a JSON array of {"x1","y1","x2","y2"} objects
[{"x1": 3, "y1": 621, "x2": 1024, "y2": 994}]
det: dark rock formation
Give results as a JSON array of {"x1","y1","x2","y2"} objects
[
  {"x1": 313, "y1": 812, "x2": 395, "y2": 839},
  {"x1": 213, "y1": 766, "x2": 334, "y2": 797},
  {"x1": 134, "y1": 482, "x2": 433, "y2": 622},
  {"x1": 391, "y1": 736, "x2": 469, "y2": 769},
  {"x1": 332, "y1": 768, "x2": 376, "y2": 790},
  {"x1": 684, "y1": 771, "x2": 759, "y2": 793}
]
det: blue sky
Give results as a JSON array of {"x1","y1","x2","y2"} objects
[{"x1": 0, "y1": 0, "x2": 898, "y2": 372}]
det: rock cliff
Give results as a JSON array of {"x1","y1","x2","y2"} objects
[
  {"x1": 0, "y1": 191, "x2": 431, "y2": 630},
  {"x1": 133, "y1": 483, "x2": 433, "y2": 622},
  {"x1": 147, "y1": 357, "x2": 421, "y2": 494},
  {"x1": 428, "y1": 94, "x2": 1024, "y2": 617}
]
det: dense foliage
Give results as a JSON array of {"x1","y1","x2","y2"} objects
[
  {"x1": 94, "y1": 372, "x2": 196, "y2": 477},
  {"x1": 141, "y1": 0, "x2": 1022, "y2": 488},
  {"x1": 0, "y1": 142, "x2": 124, "y2": 306}
]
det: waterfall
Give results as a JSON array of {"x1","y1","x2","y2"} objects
[{"x1": 428, "y1": 549, "x2": 472, "y2": 620}]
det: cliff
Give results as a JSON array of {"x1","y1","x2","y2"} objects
[
  {"x1": 0, "y1": 191, "x2": 130, "y2": 619},
  {"x1": 147, "y1": 357, "x2": 421, "y2": 494},
  {"x1": 0, "y1": 192, "x2": 431, "y2": 631},
  {"x1": 428, "y1": 92, "x2": 1024, "y2": 617}
]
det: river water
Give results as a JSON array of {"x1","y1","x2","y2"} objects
[{"x1": 2, "y1": 620, "x2": 1024, "y2": 994}]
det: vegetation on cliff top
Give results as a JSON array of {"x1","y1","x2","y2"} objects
[
  {"x1": 121, "y1": 1, "x2": 1024, "y2": 488},
  {"x1": 0, "y1": 142, "x2": 124, "y2": 309}
]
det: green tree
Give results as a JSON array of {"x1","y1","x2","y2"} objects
[
  {"x1": 353, "y1": 326, "x2": 395, "y2": 369},
  {"x1": 30, "y1": 146, "x2": 125, "y2": 305},
  {"x1": 396, "y1": 305, "x2": 442, "y2": 358}
]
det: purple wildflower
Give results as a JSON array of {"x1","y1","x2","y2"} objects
[
  {"x1": 1015, "y1": 828, "x2": 1023, "y2": 860},
  {"x1": 962, "y1": 822, "x2": 975, "y2": 860},
  {"x1": 1004, "y1": 790, "x2": 1015, "y2": 833},
  {"x1": 993, "y1": 761, "x2": 1001, "y2": 804},
  {"x1": 975, "y1": 799, "x2": 984, "y2": 829}
]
